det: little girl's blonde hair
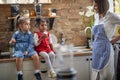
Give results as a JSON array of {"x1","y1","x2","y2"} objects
[{"x1": 14, "y1": 14, "x2": 30, "y2": 28}]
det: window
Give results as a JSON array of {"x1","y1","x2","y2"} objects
[{"x1": 114, "y1": 0, "x2": 120, "y2": 14}]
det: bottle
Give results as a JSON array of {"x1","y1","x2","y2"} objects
[
  {"x1": 48, "y1": 8, "x2": 52, "y2": 17},
  {"x1": 34, "y1": 4, "x2": 42, "y2": 17},
  {"x1": 88, "y1": 39, "x2": 93, "y2": 49},
  {"x1": 61, "y1": 32, "x2": 65, "y2": 45},
  {"x1": 30, "y1": 9, "x2": 36, "y2": 17},
  {"x1": 86, "y1": 37, "x2": 90, "y2": 48},
  {"x1": 34, "y1": 0, "x2": 38, "y2": 3},
  {"x1": 9, "y1": 43, "x2": 14, "y2": 57}
]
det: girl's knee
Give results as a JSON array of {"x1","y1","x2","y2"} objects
[
  {"x1": 49, "y1": 52, "x2": 55, "y2": 57},
  {"x1": 31, "y1": 53, "x2": 39, "y2": 59},
  {"x1": 43, "y1": 54, "x2": 49, "y2": 60},
  {"x1": 39, "y1": 52, "x2": 49, "y2": 59},
  {"x1": 16, "y1": 57, "x2": 23, "y2": 61}
]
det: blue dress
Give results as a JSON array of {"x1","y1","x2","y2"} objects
[
  {"x1": 12, "y1": 30, "x2": 37, "y2": 58},
  {"x1": 92, "y1": 24, "x2": 111, "y2": 70}
]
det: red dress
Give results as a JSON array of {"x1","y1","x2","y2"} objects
[{"x1": 34, "y1": 31, "x2": 52, "y2": 53}]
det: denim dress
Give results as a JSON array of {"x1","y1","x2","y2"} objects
[
  {"x1": 12, "y1": 30, "x2": 37, "y2": 58},
  {"x1": 92, "y1": 24, "x2": 111, "y2": 70}
]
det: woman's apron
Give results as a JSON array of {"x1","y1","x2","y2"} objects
[
  {"x1": 92, "y1": 24, "x2": 111, "y2": 70},
  {"x1": 91, "y1": 24, "x2": 115, "y2": 80}
]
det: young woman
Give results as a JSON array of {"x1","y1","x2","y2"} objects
[
  {"x1": 91, "y1": 0, "x2": 120, "y2": 80},
  {"x1": 9, "y1": 16, "x2": 42, "y2": 80},
  {"x1": 34, "y1": 18, "x2": 56, "y2": 78}
]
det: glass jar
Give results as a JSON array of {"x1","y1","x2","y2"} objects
[
  {"x1": 30, "y1": 10, "x2": 36, "y2": 17},
  {"x1": 55, "y1": 44, "x2": 77, "y2": 80},
  {"x1": 34, "y1": 4, "x2": 42, "y2": 17},
  {"x1": 22, "y1": 10, "x2": 29, "y2": 18},
  {"x1": 9, "y1": 43, "x2": 14, "y2": 57}
]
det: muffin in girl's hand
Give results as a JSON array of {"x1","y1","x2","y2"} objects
[{"x1": 42, "y1": 31, "x2": 48, "y2": 38}]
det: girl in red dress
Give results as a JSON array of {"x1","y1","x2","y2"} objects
[{"x1": 34, "y1": 18, "x2": 56, "y2": 78}]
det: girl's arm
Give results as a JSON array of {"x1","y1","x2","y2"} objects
[
  {"x1": 34, "y1": 33, "x2": 41, "y2": 46},
  {"x1": 9, "y1": 38, "x2": 16, "y2": 44},
  {"x1": 9, "y1": 32, "x2": 17, "y2": 44},
  {"x1": 27, "y1": 32, "x2": 36, "y2": 52},
  {"x1": 49, "y1": 34, "x2": 55, "y2": 53},
  {"x1": 50, "y1": 43, "x2": 55, "y2": 52},
  {"x1": 34, "y1": 32, "x2": 47, "y2": 46}
]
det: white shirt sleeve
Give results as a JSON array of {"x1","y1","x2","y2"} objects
[
  {"x1": 34, "y1": 33, "x2": 40, "y2": 46},
  {"x1": 110, "y1": 12, "x2": 120, "y2": 25}
]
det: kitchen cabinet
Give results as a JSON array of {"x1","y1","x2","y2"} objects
[
  {"x1": 73, "y1": 56, "x2": 92, "y2": 80},
  {"x1": 0, "y1": 59, "x2": 50, "y2": 80}
]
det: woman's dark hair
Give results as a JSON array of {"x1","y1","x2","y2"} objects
[
  {"x1": 35, "y1": 18, "x2": 49, "y2": 27},
  {"x1": 94, "y1": 0, "x2": 109, "y2": 14}
]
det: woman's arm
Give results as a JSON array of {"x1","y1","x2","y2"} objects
[
  {"x1": 111, "y1": 12, "x2": 120, "y2": 25},
  {"x1": 111, "y1": 36, "x2": 120, "y2": 44},
  {"x1": 110, "y1": 12, "x2": 120, "y2": 44}
]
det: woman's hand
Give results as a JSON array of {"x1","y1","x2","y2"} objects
[
  {"x1": 111, "y1": 39, "x2": 116, "y2": 44},
  {"x1": 111, "y1": 36, "x2": 120, "y2": 44}
]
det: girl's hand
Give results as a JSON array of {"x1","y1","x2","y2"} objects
[
  {"x1": 42, "y1": 31, "x2": 48, "y2": 38},
  {"x1": 9, "y1": 38, "x2": 16, "y2": 44},
  {"x1": 40, "y1": 31, "x2": 48, "y2": 39},
  {"x1": 24, "y1": 51, "x2": 28, "y2": 55}
]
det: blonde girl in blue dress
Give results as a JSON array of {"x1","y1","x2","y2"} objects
[{"x1": 9, "y1": 16, "x2": 42, "y2": 80}]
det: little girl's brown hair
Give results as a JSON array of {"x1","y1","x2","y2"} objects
[{"x1": 35, "y1": 18, "x2": 49, "y2": 27}]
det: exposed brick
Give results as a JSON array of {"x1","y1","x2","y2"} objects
[{"x1": 0, "y1": 0, "x2": 92, "y2": 52}]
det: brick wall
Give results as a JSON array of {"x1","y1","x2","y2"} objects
[{"x1": 0, "y1": 0, "x2": 93, "y2": 52}]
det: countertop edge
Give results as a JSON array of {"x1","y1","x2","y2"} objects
[{"x1": 0, "y1": 52, "x2": 92, "y2": 63}]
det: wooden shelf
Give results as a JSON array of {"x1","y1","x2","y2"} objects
[
  {"x1": 8, "y1": 16, "x2": 60, "y2": 19},
  {"x1": 30, "y1": 16, "x2": 60, "y2": 18}
]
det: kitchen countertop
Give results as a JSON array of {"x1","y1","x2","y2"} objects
[{"x1": 0, "y1": 51, "x2": 92, "y2": 63}]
